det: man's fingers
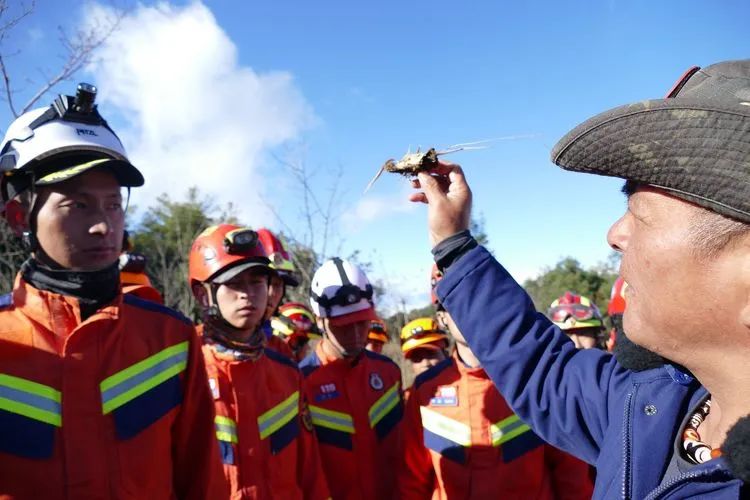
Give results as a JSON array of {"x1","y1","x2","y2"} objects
[
  {"x1": 427, "y1": 159, "x2": 462, "y2": 176},
  {"x1": 408, "y1": 192, "x2": 428, "y2": 204}
]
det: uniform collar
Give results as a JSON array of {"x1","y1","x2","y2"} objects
[{"x1": 12, "y1": 274, "x2": 121, "y2": 335}]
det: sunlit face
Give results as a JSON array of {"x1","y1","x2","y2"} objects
[
  {"x1": 606, "y1": 186, "x2": 747, "y2": 363},
  {"x1": 366, "y1": 340, "x2": 384, "y2": 354},
  {"x1": 32, "y1": 169, "x2": 124, "y2": 271},
  {"x1": 565, "y1": 329, "x2": 599, "y2": 350},
  {"x1": 407, "y1": 347, "x2": 446, "y2": 376},
  {"x1": 266, "y1": 273, "x2": 285, "y2": 318},
  {"x1": 322, "y1": 318, "x2": 369, "y2": 358},
  {"x1": 215, "y1": 268, "x2": 269, "y2": 332},
  {"x1": 436, "y1": 311, "x2": 465, "y2": 344}
]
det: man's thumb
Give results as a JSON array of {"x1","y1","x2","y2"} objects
[{"x1": 417, "y1": 172, "x2": 441, "y2": 198}]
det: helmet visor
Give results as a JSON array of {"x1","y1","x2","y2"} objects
[{"x1": 549, "y1": 304, "x2": 596, "y2": 323}]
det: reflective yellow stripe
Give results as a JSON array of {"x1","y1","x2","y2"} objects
[
  {"x1": 258, "y1": 391, "x2": 299, "y2": 439},
  {"x1": 309, "y1": 404, "x2": 354, "y2": 433},
  {"x1": 420, "y1": 406, "x2": 471, "y2": 447},
  {"x1": 37, "y1": 158, "x2": 111, "y2": 183},
  {"x1": 100, "y1": 341, "x2": 189, "y2": 414},
  {"x1": 0, "y1": 373, "x2": 62, "y2": 427},
  {"x1": 490, "y1": 414, "x2": 532, "y2": 447},
  {"x1": 368, "y1": 382, "x2": 400, "y2": 428},
  {"x1": 215, "y1": 415, "x2": 238, "y2": 444}
]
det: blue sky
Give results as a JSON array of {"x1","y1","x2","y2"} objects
[{"x1": 2, "y1": 0, "x2": 749, "y2": 312}]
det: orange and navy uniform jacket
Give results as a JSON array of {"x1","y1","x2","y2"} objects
[
  {"x1": 267, "y1": 332, "x2": 295, "y2": 360},
  {"x1": 299, "y1": 343, "x2": 403, "y2": 500},
  {"x1": 400, "y1": 353, "x2": 593, "y2": 500},
  {"x1": 201, "y1": 331, "x2": 330, "y2": 499},
  {"x1": 263, "y1": 319, "x2": 296, "y2": 361},
  {"x1": 122, "y1": 283, "x2": 164, "y2": 304},
  {"x1": 0, "y1": 276, "x2": 225, "y2": 499}
]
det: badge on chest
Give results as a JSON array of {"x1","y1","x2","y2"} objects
[
  {"x1": 430, "y1": 385, "x2": 458, "y2": 406},
  {"x1": 369, "y1": 372, "x2": 384, "y2": 391},
  {"x1": 315, "y1": 382, "x2": 340, "y2": 402}
]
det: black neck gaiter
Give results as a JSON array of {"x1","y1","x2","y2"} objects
[{"x1": 21, "y1": 258, "x2": 120, "y2": 320}]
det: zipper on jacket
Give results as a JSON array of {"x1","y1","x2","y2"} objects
[
  {"x1": 621, "y1": 391, "x2": 634, "y2": 500},
  {"x1": 642, "y1": 468, "x2": 729, "y2": 500}
]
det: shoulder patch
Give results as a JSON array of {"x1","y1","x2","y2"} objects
[
  {"x1": 0, "y1": 292, "x2": 13, "y2": 310},
  {"x1": 122, "y1": 293, "x2": 192, "y2": 326},
  {"x1": 264, "y1": 347, "x2": 298, "y2": 370},
  {"x1": 298, "y1": 352, "x2": 321, "y2": 378},
  {"x1": 414, "y1": 357, "x2": 454, "y2": 390}
]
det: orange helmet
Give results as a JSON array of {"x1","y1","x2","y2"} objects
[
  {"x1": 607, "y1": 277, "x2": 628, "y2": 316},
  {"x1": 257, "y1": 228, "x2": 300, "y2": 287},
  {"x1": 274, "y1": 302, "x2": 322, "y2": 340},
  {"x1": 400, "y1": 317, "x2": 448, "y2": 357},
  {"x1": 548, "y1": 291, "x2": 604, "y2": 331},
  {"x1": 188, "y1": 224, "x2": 270, "y2": 286},
  {"x1": 368, "y1": 319, "x2": 389, "y2": 344},
  {"x1": 430, "y1": 264, "x2": 444, "y2": 309}
]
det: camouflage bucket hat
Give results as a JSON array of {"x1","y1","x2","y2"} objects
[{"x1": 551, "y1": 60, "x2": 750, "y2": 223}]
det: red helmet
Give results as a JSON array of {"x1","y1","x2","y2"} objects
[
  {"x1": 548, "y1": 291, "x2": 604, "y2": 331},
  {"x1": 368, "y1": 319, "x2": 389, "y2": 344},
  {"x1": 257, "y1": 228, "x2": 300, "y2": 287},
  {"x1": 607, "y1": 277, "x2": 628, "y2": 316},
  {"x1": 188, "y1": 224, "x2": 270, "y2": 286},
  {"x1": 274, "y1": 302, "x2": 322, "y2": 340},
  {"x1": 430, "y1": 263, "x2": 443, "y2": 307}
]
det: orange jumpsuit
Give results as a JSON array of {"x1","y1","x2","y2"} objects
[
  {"x1": 0, "y1": 277, "x2": 225, "y2": 499},
  {"x1": 299, "y1": 343, "x2": 403, "y2": 500},
  {"x1": 400, "y1": 353, "x2": 593, "y2": 499},
  {"x1": 202, "y1": 334, "x2": 330, "y2": 499}
]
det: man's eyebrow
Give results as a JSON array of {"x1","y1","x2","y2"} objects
[{"x1": 621, "y1": 179, "x2": 642, "y2": 197}]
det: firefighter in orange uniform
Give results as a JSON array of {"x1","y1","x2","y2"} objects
[
  {"x1": 400, "y1": 317, "x2": 449, "y2": 379},
  {"x1": 365, "y1": 318, "x2": 388, "y2": 354},
  {"x1": 271, "y1": 302, "x2": 322, "y2": 363},
  {"x1": 119, "y1": 230, "x2": 164, "y2": 303},
  {"x1": 189, "y1": 224, "x2": 329, "y2": 499},
  {"x1": 257, "y1": 228, "x2": 299, "y2": 359},
  {"x1": 399, "y1": 267, "x2": 593, "y2": 499},
  {"x1": 300, "y1": 257, "x2": 403, "y2": 499},
  {"x1": 0, "y1": 85, "x2": 224, "y2": 498}
]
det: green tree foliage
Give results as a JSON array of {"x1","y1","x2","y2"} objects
[
  {"x1": 470, "y1": 212, "x2": 490, "y2": 247},
  {"x1": 0, "y1": 223, "x2": 26, "y2": 292},
  {"x1": 131, "y1": 187, "x2": 236, "y2": 318},
  {"x1": 522, "y1": 252, "x2": 620, "y2": 316}
]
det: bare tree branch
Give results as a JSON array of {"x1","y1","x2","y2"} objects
[{"x1": 0, "y1": 0, "x2": 124, "y2": 118}]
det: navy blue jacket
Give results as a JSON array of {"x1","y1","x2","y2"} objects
[{"x1": 438, "y1": 245, "x2": 746, "y2": 499}]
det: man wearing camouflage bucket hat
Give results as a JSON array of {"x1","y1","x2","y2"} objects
[{"x1": 409, "y1": 60, "x2": 750, "y2": 498}]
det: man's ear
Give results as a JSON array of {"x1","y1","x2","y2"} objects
[
  {"x1": 192, "y1": 283, "x2": 210, "y2": 308},
  {"x1": 4, "y1": 199, "x2": 28, "y2": 237}
]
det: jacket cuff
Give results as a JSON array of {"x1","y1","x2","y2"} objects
[{"x1": 431, "y1": 230, "x2": 478, "y2": 272}]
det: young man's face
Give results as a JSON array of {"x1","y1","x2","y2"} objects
[
  {"x1": 215, "y1": 268, "x2": 269, "y2": 332},
  {"x1": 407, "y1": 347, "x2": 446, "y2": 376},
  {"x1": 565, "y1": 328, "x2": 599, "y2": 350},
  {"x1": 607, "y1": 186, "x2": 747, "y2": 363},
  {"x1": 366, "y1": 340, "x2": 384, "y2": 354},
  {"x1": 31, "y1": 169, "x2": 124, "y2": 271},
  {"x1": 266, "y1": 273, "x2": 285, "y2": 318},
  {"x1": 323, "y1": 318, "x2": 369, "y2": 358}
]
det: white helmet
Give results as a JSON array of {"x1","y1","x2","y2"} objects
[
  {"x1": 310, "y1": 258, "x2": 375, "y2": 320},
  {"x1": 0, "y1": 83, "x2": 143, "y2": 202}
]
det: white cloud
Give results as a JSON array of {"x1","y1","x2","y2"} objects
[
  {"x1": 84, "y1": 2, "x2": 315, "y2": 225},
  {"x1": 341, "y1": 188, "x2": 417, "y2": 232}
]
